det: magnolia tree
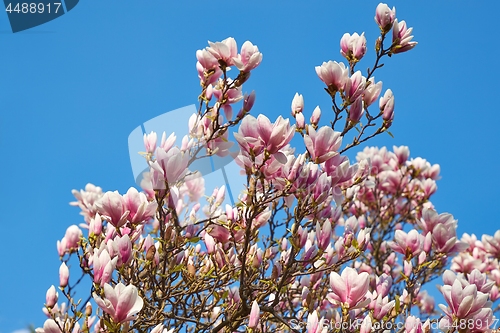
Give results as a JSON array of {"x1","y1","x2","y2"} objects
[{"x1": 37, "y1": 3, "x2": 500, "y2": 333}]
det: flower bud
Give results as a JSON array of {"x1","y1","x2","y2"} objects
[
  {"x1": 295, "y1": 112, "x2": 305, "y2": 129},
  {"x1": 340, "y1": 32, "x2": 367, "y2": 62},
  {"x1": 59, "y1": 262, "x2": 69, "y2": 288},
  {"x1": 291, "y1": 92, "x2": 304, "y2": 116},
  {"x1": 45, "y1": 285, "x2": 58, "y2": 308},
  {"x1": 85, "y1": 302, "x2": 93, "y2": 316},
  {"x1": 310, "y1": 106, "x2": 321, "y2": 126},
  {"x1": 248, "y1": 301, "x2": 260, "y2": 328},
  {"x1": 243, "y1": 91, "x2": 256, "y2": 112},
  {"x1": 380, "y1": 89, "x2": 394, "y2": 128},
  {"x1": 206, "y1": 84, "x2": 213, "y2": 100},
  {"x1": 348, "y1": 97, "x2": 364, "y2": 123},
  {"x1": 375, "y1": 3, "x2": 396, "y2": 33},
  {"x1": 403, "y1": 260, "x2": 413, "y2": 277}
]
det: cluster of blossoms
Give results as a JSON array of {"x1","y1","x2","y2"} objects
[{"x1": 36, "y1": 4, "x2": 498, "y2": 333}]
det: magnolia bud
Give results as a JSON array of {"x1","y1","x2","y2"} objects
[
  {"x1": 45, "y1": 285, "x2": 58, "y2": 308},
  {"x1": 59, "y1": 263, "x2": 69, "y2": 288},
  {"x1": 85, "y1": 302, "x2": 93, "y2": 316}
]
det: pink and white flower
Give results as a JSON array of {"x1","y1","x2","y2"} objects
[{"x1": 93, "y1": 283, "x2": 144, "y2": 324}]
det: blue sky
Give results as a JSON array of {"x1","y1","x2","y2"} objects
[{"x1": 1, "y1": 1, "x2": 500, "y2": 331}]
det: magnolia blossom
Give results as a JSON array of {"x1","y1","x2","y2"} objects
[
  {"x1": 392, "y1": 19, "x2": 417, "y2": 54},
  {"x1": 93, "y1": 283, "x2": 144, "y2": 324},
  {"x1": 375, "y1": 3, "x2": 396, "y2": 32},
  {"x1": 438, "y1": 277, "x2": 493, "y2": 332},
  {"x1": 304, "y1": 126, "x2": 342, "y2": 163},
  {"x1": 248, "y1": 300, "x2": 260, "y2": 328},
  {"x1": 95, "y1": 191, "x2": 129, "y2": 229},
  {"x1": 315, "y1": 61, "x2": 348, "y2": 92},
  {"x1": 232, "y1": 41, "x2": 263, "y2": 72},
  {"x1": 45, "y1": 285, "x2": 58, "y2": 308},
  {"x1": 340, "y1": 32, "x2": 367, "y2": 61},
  {"x1": 388, "y1": 229, "x2": 426, "y2": 257},
  {"x1": 36, "y1": 319, "x2": 62, "y2": 333},
  {"x1": 307, "y1": 311, "x2": 328, "y2": 333},
  {"x1": 310, "y1": 106, "x2": 321, "y2": 126},
  {"x1": 122, "y1": 187, "x2": 157, "y2": 224},
  {"x1": 206, "y1": 37, "x2": 237, "y2": 66},
  {"x1": 234, "y1": 114, "x2": 295, "y2": 158},
  {"x1": 328, "y1": 267, "x2": 370, "y2": 308},
  {"x1": 380, "y1": 89, "x2": 395, "y2": 127},
  {"x1": 363, "y1": 77, "x2": 383, "y2": 106},
  {"x1": 59, "y1": 262, "x2": 69, "y2": 288},
  {"x1": 150, "y1": 146, "x2": 189, "y2": 187},
  {"x1": 291, "y1": 92, "x2": 304, "y2": 116}
]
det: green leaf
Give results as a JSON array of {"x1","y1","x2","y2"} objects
[{"x1": 386, "y1": 130, "x2": 394, "y2": 138}]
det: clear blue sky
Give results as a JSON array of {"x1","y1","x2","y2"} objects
[{"x1": 1, "y1": 1, "x2": 499, "y2": 332}]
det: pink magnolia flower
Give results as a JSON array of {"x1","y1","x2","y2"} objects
[
  {"x1": 150, "y1": 146, "x2": 189, "y2": 186},
  {"x1": 432, "y1": 221, "x2": 468, "y2": 254},
  {"x1": 207, "y1": 37, "x2": 238, "y2": 66},
  {"x1": 93, "y1": 282, "x2": 144, "y2": 324},
  {"x1": 248, "y1": 300, "x2": 260, "y2": 328},
  {"x1": 360, "y1": 315, "x2": 372, "y2": 333},
  {"x1": 235, "y1": 114, "x2": 295, "y2": 157},
  {"x1": 438, "y1": 278, "x2": 493, "y2": 332},
  {"x1": 307, "y1": 311, "x2": 327, "y2": 333},
  {"x1": 316, "y1": 221, "x2": 332, "y2": 250},
  {"x1": 328, "y1": 267, "x2": 370, "y2": 308},
  {"x1": 115, "y1": 234, "x2": 133, "y2": 266},
  {"x1": 257, "y1": 115, "x2": 295, "y2": 155},
  {"x1": 196, "y1": 48, "x2": 219, "y2": 71},
  {"x1": 405, "y1": 316, "x2": 424, "y2": 333},
  {"x1": 418, "y1": 208, "x2": 454, "y2": 234},
  {"x1": 315, "y1": 61, "x2": 348, "y2": 92},
  {"x1": 310, "y1": 106, "x2": 321, "y2": 126},
  {"x1": 64, "y1": 225, "x2": 82, "y2": 249},
  {"x1": 93, "y1": 248, "x2": 117, "y2": 286},
  {"x1": 362, "y1": 77, "x2": 383, "y2": 106},
  {"x1": 95, "y1": 191, "x2": 130, "y2": 229},
  {"x1": 372, "y1": 294, "x2": 395, "y2": 320},
  {"x1": 143, "y1": 131, "x2": 157, "y2": 154},
  {"x1": 304, "y1": 126, "x2": 342, "y2": 163},
  {"x1": 392, "y1": 19, "x2": 418, "y2": 54},
  {"x1": 204, "y1": 233, "x2": 216, "y2": 254},
  {"x1": 388, "y1": 229, "x2": 424, "y2": 257},
  {"x1": 234, "y1": 115, "x2": 264, "y2": 156},
  {"x1": 37, "y1": 319, "x2": 62, "y2": 333},
  {"x1": 380, "y1": 89, "x2": 395, "y2": 124},
  {"x1": 242, "y1": 91, "x2": 256, "y2": 113},
  {"x1": 57, "y1": 225, "x2": 83, "y2": 255},
  {"x1": 416, "y1": 290, "x2": 435, "y2": 314},
  {"x1": 340, "y1": 32, "x2": 367, "y2": 62},
  {"x1": 45, "y1": 285, "x2": 58, "y2": 308},
  {"x1": 122, "y1": 187, "x2": 157, "y2": 224},
  {"x1": 375, "y1": 274, "x2": 392, "y2": 297},
  {"x1": 482, "y1": 230, "x2": 500, "y2": 257},
  {"x1": 375, "y1": 3, "x2": 396, "y2": 33},
  {"x1": 233, "y1": 41, "x2": 263, "y2": 72},
  {"x1": 295, "y1": 112, "x2": 305, "y2": 129},
  {"x1": 348, "y1": 97, "x2": 364, "y2": 123},
  {"x1": 59, "y1": 263, "x2": 69, "y2": 288},
  {"x1": 291, "y1": 92, "x2": 304, "y2": 116},
  {"x1": 345, "y1": 71, "x2": 366, "y2": 103}
]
